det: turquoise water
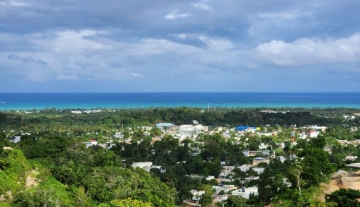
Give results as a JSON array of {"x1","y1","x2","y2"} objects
[{"x1": 0, "y1": 93, "x2": 359, "y2": 110}]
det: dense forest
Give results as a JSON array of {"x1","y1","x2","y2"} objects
[{"x1": 1, "y1": 107, "x2": 360, "y2": 206}]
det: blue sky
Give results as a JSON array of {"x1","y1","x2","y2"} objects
[{"x1": 1, "y1": 0, "x2": 360, "y2": 92}]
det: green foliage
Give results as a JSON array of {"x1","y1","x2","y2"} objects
[
  {"x1": 224, "y1": 196, "x2": 251, "y2": 207},
  {"x1": 14, "y1": 177, "x2": 73, "y2": 207},
  {"x1": 80, "y1": 167, "x2": 176, "y2": 206},
  {"x1": 325, "y1": 189, "x2": 360, "y2": 207},
  {"x1": 0, "y1": 149, "x2": 31, "y2": 194},
  {"x1": 98, "y1": 198, "x2": 154, "y2": 207},
  {"x1": 299, "y1": 148, "x2": 335, "y2": 187},
  {"x1": 196, "y1": 184, "x2": 213, "y2": 207}
]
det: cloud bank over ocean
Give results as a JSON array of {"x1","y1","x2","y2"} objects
[{"x1": 1, "y1": 0, "x2": 360, "y2": 92}]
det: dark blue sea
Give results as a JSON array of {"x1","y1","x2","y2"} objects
[{"x1": 0, "y1": 93, "x2": 359, "y2": 110}]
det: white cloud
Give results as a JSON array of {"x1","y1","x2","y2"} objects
[
  {"x1": 198, "y1": 35, "x2": 235, "y2": 51},
  {"x1": 132, "y1": 73, "x2": 143, "y2": 78},
  {"x1": 164, "y1": 10, "x2": 190, "y2": 20},
  {"x1": 177, "y1": 33, "x2": 187, "y2": 39},
  {"x1": 0, "y1": 0, "x2": 29, "y2": 7},
  {"x1": 258, "y1": 10, "x2": 312, "y2": 20},
  {"x1": 253, "y1": 33, "x2": 360, "y2": 66},
  {"x1": 32, "y1": 30, "x2": 111, "y2": 53},
  {"x1": 193, "y1": 3, "x2": 213, "y2": 11},
  {"x1": 56, "y1": 74, "x2": 80, "y2": 81}
]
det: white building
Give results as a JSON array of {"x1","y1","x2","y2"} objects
[
  {"x1": 251, "y1": 167, "x2": 265, "y2": 175},
  {"x1": 179, "y1": 124, "x2": 202, "y2": 136},
  {"x1": 132, "y1": 162, "x2": 153, "y2": 169},
  {"x1": 83, "y1": 140, "x2": 98, "y2": 148},
  {"x1": 190, "y1": 189, "x2": 205, "y2": 201},
  {"x1": 308, "y1": 130, "x2": 320, "y2": 138},
  {"x1": 205, "y1": 175, "x2": 215, "y2": 181},
  {"x1": 231, "y1": 186, "x2": 258, "y2": 199},
  {"x1": 219, "y1": 166, "x2": 236, "y2": 177},
  {"x1": 213, "y1": 185, "x2": 237, "y2": 194},
  {"x1": 239, "y1": 164, "x2": 252, "y2": 172}
]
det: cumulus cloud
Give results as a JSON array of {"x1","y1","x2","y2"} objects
[
  {"x1": 164, "y1": 11, "x2": 190, "y2": 20},
  {"x1": 253, "y1": 33, "x2": 360, "y2": 66},
  {"x1": 132, "y1": 73, "x2": 144, "y2": 78},
  {"x1": 31, "y1": 30, "x2": 111, "y2": 53},
  {"x1": 197, "y1": 35, "x2": 235, "y2": 51},
  {"x1": 0, "y1": 0, "x2": 30, "y2": 7},
  {"x1": 1, "y1": 0, "x2": 360, "y2": 92},
  {"x1": 193, "y1": 3, "x2": 213, "y2": 11}
]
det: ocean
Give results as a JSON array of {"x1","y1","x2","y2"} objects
[{"x1": 0, "y1": 92, "x2": 359, "y2": 110}]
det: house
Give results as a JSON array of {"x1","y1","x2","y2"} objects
[
  {"x1": 298, "y1": 132, "x2": 307, "y2": 139},
  {"x1": 344, "y1": 156, "x2": 358, "y2": 161},
  {"x1": 132, "y1": 162, "x2": 152, "y2": 169},
  {"x1": 236, "y1": 126, "x2": 257, "y2": 131},
  {"x1": 252, "y1": 157, "x2": 270, "y2": 166},
  {"x1": 131, "y1": 162, "x2": 164, "y2": 172},
  {"x1": 83, "y1": 140, "x2": 98, "y2": 148},
  {"x1": 242, "y1": 150, "x2": 270, "y2": 157},
  {"x1": 114, "y1": 133, "x2": 124, "y2": 138},
  {"x1": 205, "y1": 175, "x2": 215, "y2": 181},
  {"x1": 10, "y1": 135, "x2": 21, "y2": 143},
  {"x1": 251, "y1": 167, "x2": 265, "y2": 175},
  {"x1": 278, "y1": 156, "x2": 286, "y2": 163},
  {"x1": 219, "y1": 166, "x2": 236, "y2": 177},
  {"x1": 213, "y1": 185, "x2": 237, "y2": 194},
  {"x1": 239, "y1": 164, "x2": 252, "y2": 172},
  {"x1": 258, "y1": 143, "x2": 269, "y2": 150},
  {"x1": 190, "y1": 189, "x2": 205, "y2": 201},
  {"x1": 308, "y1": 130, "x2": 320, "y2": 138},
  {"x1": 156, "y1": 123, "x2": 174, "y2": 128},
  {"x1": 350, "y1": 127, "x2": 358, "y2": 132},
  {"x1": 179, "y1": 124, "x2": 202, "y2": 136},
  {"x1": 231, "y1": 186, "x2": 258, "y2": 199}
]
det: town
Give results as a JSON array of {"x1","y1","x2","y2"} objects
[{"x1": 1, "y1": 107, "x2": 360, "y2": 206}]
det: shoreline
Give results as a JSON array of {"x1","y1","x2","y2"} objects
[
  {"x1": 1, "y1": 92, "x2": 359, "y2": 110},
  {"x1": 1, "y1": 105, "x2": 360, "y2": 112}
]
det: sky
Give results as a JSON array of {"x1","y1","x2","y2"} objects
[{"x1": 1, "y1": 0, "x2": 360, "y2": 92}]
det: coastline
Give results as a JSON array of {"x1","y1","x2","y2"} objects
[{"x1": 1, "y1": 92, "x2": 360, "y2": 110}]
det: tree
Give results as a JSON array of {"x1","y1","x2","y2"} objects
[
  {"x1": 326, "y1": 189, "x2": 360, "y2": 207},
  {"x1": 288, "y1": 162, "x2": 302, "y2": 196},
  {"x1": 299, "y1": 148, "x2": 335, "y2": 187},
  {"x1": 224, "y1": 196, "x2": 251, "y2": 207},
  {"x1": 98, "y1": 198, "x2": 153, "y2": 207}
]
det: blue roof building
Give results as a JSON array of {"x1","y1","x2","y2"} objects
[
  {"x1": 236, "y1": 126, "x2": 257, "y2": 131},
  {"x1": 156, "y1": 123, "x2": 174, "y2": 128}
]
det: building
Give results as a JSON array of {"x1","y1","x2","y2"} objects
[
  {"x1": 252, "y1": 157, "x2": 270, "y2": 166},
  {"x1": 190, "y1": 189, "x2": 205, "y2": 201},
  {"x1": 231, "y1": 186, "x2": 258, "y2": 199},
  {"x1": 242, "y1": 150, "x2": 270, "y2": 157},
  {"x1": 219, "y1": 166, "x2": 236, "y2": 177},
  {"x1": 252, "y1": 167, "x2": 265, "y2": 175},
  {"x1": 213, "y1": 185, "x2": 237, "y2": 194},
  {"x1": 239, "y1": 164, "x2": 252, "y2": 172},
  {"x1": 83, "y1": 140, "x2": 98, "y2": 148},
  {"x1": 156, "y1": 123, "x2": 174, "y2": 128},
  {"x1": 179, "y1": 124, "x2": 202, "y2": 136},
  {"x1": 236, "y1": 126, "x2": 258, "y2": 131}
]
